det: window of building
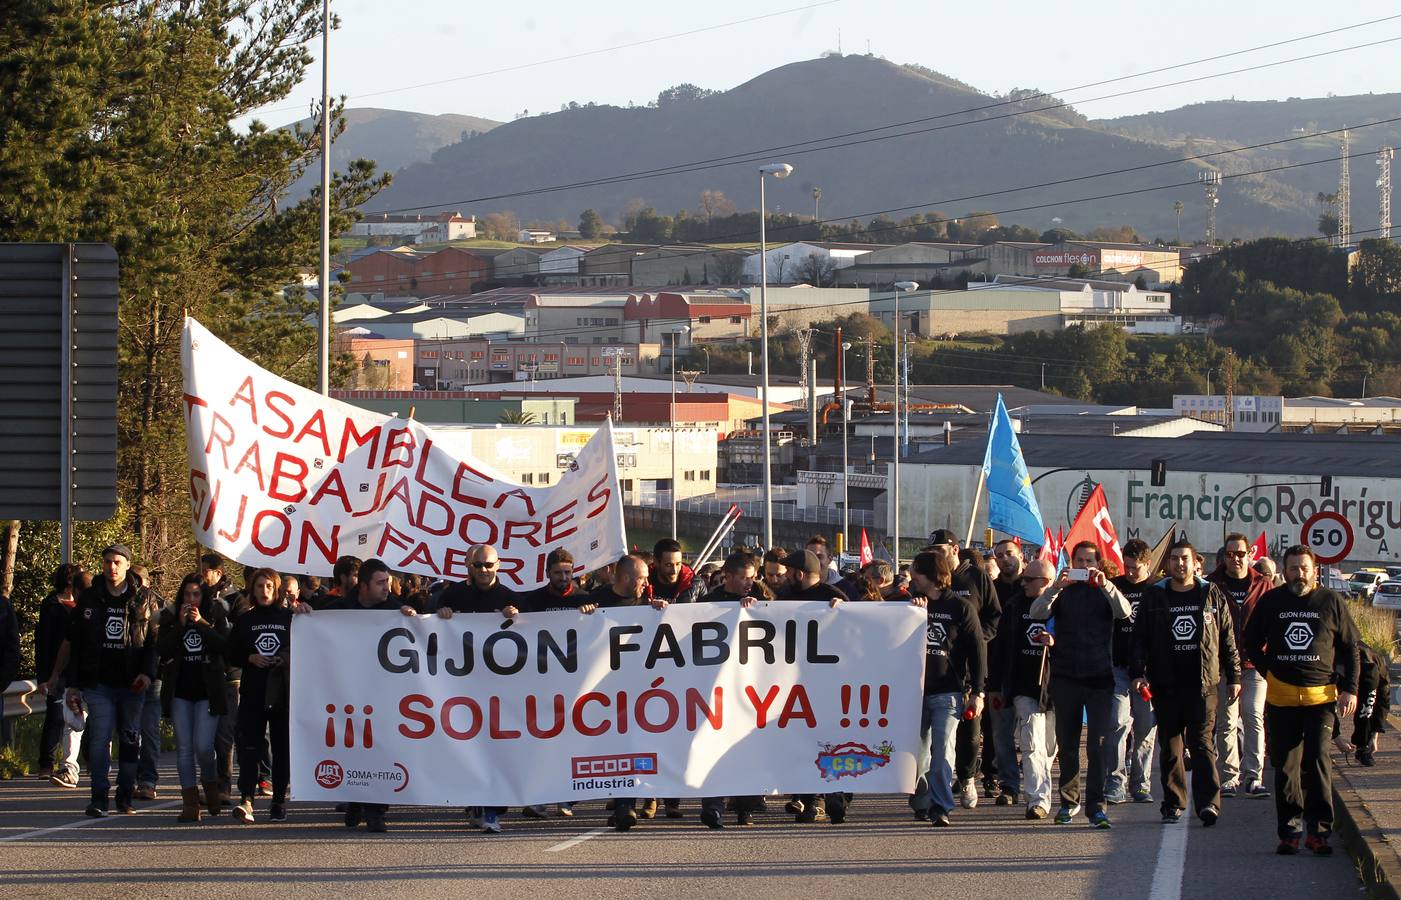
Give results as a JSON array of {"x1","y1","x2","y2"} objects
[
  {"x1": 539, "y1": 473, "x2": 551, "y2": 484},
  {"x1": 593, "y1": 337, "x2": 603, "y2": 343},
  {"x1": 701, "y1": 470, "x2": 711, "y2": 481},
  {"x1": 471, "y1": 351, "x2": 484, "y2": 361},
  {"x1": 698, "y1": 316, "x2": 711, "y2": 324},
  {"x1": 521, "y1": 472, "x2": 534, "y2": 484},
  {"x1": 729, "y1": 316, "x2": 742, "y2": 324},
  {"x1": 684, "y1": 470, "x2": 696, "y2": 481},
  {"x1": 544, "y1": 353, "x2": 559, "y2": 362},
  {"x1": 569, "y1": 356, "x2": 585, "y2": 366},
  {"x1": 606, "y1": 317, "x2": 618, "y2": 325}
]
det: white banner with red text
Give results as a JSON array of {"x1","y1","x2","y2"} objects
[
  {"x1": 180, "y1": 317, "x2": 625, "y2": 587},
  {"x1": 288, "y1": 602, "x2": 926, "y2": 805}
]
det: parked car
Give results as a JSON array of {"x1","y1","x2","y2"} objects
[
  {"x1": 1348, "y1": 571, "x2": 1387, "y2": 602},
  {"x1": 1322, "y1": 571, "x2": 1352, "y2": 593},
  {"x1": 1385, "y1": 565, "x2": 1401, "y2": 580},
  {"x1": 1372, "y1": 580, "x2": 1401, "y2": 610}
]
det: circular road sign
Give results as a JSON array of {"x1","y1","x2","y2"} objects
[{"x1": 1300, "y1": 510, "x2": 1353, "y2": 565}]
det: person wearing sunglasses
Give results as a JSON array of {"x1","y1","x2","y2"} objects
[{"x1": 431, "y1": 544, "x2": 519, "y2": 833}]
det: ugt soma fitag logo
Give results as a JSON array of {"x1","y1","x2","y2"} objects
[
  {"x1": 569, "y1": 753, "x2": 657, "y2": 791},
  {"x1": 313, "y1": 703, "x2": 409, "y2": 792}
]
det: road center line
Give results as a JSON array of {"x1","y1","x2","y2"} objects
[
  {"x1": 0, "y1": 800, "x2": 183, "y2": 843},
  {"x1": 1147, "y1": 817, "x2": 1188, "y2": 900},
  {"x1": 544, "y1": 827, "x2": 608, "y2": 852}
]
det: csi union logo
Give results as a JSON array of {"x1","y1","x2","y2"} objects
[
  {"x1": 314, "y1": 760, "x2": 343, "y2": 789},
  {"x1": 1172, "y1": 615, "x2": 1197, "y2": 642},
  {"x1": 104, "y1": 614, "x2": 124, "y2": 641},
  {"x1": 254, "y1": 633, "x2": 283, "y2": 656},
  {"x1": 1026, "y1": 622, "x2": 1046, "y2": 643},
  {"x1": 927, "y1": 622, "x2": 947, "y2": 645},
  {"x1": 1284, "y1": 621, "x2": 1315, "y2": 651},
  {"x1": 183, "y1": 630, "x2": 204, "y2": 654}
]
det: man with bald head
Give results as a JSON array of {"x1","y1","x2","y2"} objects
[
  {"x1": 434, "y1": 545, "x2": 520, "y2": 619},
  {"x1": 994, "y1": 557, "x2": 1059, "y2": 820}
]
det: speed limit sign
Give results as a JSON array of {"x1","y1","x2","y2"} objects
[{"x1": 1300, "y1": 511, "x2": 1353, "y2": 565}]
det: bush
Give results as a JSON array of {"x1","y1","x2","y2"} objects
[{"x1": 1347, "y1": 599, "x2": 1396, "y2": 663}]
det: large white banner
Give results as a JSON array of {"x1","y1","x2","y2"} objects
[
  {"x1": 288, "y1": 603, "x2": 926, "y2": 805},
  {"x1": 181, "y1": 318, "x2": 626, "y2": 587}
]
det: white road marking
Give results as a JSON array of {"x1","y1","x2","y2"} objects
[
  {"x1": 544, "y1": 827, "x2": 608, "y2": 852},
  {"x1": 0, "y1": 800, "x2": 182, "y2": 843},
  {"x1": 1147, "y1": 817, "x2": 1189, "y2": 900}
]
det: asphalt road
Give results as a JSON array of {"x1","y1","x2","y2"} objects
[{"x1": 0, "y1": 754, "x2": 1367, "y2": 900}]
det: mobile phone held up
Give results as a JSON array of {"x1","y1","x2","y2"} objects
[{"x1": 1065, "y1": 568, "x2": 1091, "y2": 582}]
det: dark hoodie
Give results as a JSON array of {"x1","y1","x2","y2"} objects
[{"x1": 66, "y1": 575, "x2": 157, "y2": 690}]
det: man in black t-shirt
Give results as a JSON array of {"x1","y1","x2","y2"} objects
[
  {"x1": 1106, "y1": 539, "x2": 1160, "y2": 805},
  {"x1": 996, "y1": 558, "x2": 1058, "y2": 819},
  {"x1": 1132, "y1": 540, "x2": 1240, "y2": 828},
  {"x1": 988, "y1": 539, "x2": 1026, "y2": 806},
  {"x1": 54, "y1": 544, "x2": 157, "y2": 818}
]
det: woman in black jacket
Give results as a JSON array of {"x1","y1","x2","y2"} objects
[
  {"x1": 225, "y1": 568, "x2": 294, "y2": 823},
  {"x1": 158, "y1": 574, "x2": 231, "y2": 822}
]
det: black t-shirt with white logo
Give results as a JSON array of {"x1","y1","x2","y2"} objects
[
  {"x1": 1242, "y1": 585, "x2": 1361, "y2": 693},
  {"x1": 225, "y1": 603, "x2": 292, "y2": 696},
  {"x1": 1111, "y1": 575, "x2": 1157, "y2": 669},
  {"x1": 173, "y1": 623, "x2": 209, "y2": 702},
  {"x1": 96, "y1": 599, "x2": 131, "y2": 688},
  {"x1": 921, "y1": 589, "x2": 986, "y2": 696},
  {"x1": 999, "y1": 593, "x2": 1049, "y2": 701},
  {"x1": 1162, "y1": 583, "x2": 1210, "y2": 690}
]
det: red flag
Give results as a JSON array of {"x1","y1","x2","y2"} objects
[
  {"x1": 1250, "y1": 531, "x2": 1268, "y2": 564},
  {"x1": 859, "y1": 529, "x2": 874, "y2": 566},
  {"x1": 1064, "y1": 485, "x2": 1124, "y2": 573},
  {"x1": 1037, "y1": 526, "x2": 1058, "y2": 561}
]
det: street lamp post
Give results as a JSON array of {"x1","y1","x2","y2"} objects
[
  {"x1": 759, "y1": 162, "x2": 793, "y2": 550},
  {"x1": 891, "y1": 281, "x2": 918, "y2": 563},
  {"x1": 668, "y1": 325, "x2": 690, "y2": 540},
  {"x1": 841, "y1": 340, "x2": 852, "y2": 555}
]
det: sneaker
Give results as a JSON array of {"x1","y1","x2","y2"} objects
[
  {"x1": 1161, "y1": 807, "x2": 1183, "y2": 824},
  {"x1": 464, "y1": 806, "x2": 483, "y2": 828},
  {"x1": 931, "y1": 809, "x2": 952, "y2": 827},
  {"x1": 614, "y1": 807, "x2": 638, "y2": 831},
  {"x1": 1357, "y1": 749, "x2": 1377, "y2": 767},
  {"x1": 1199, "y1": 806, "x2": 1219, "y2": 827},
  {"x1": 996, "y1": 789, "x2": 1016, "y2": 807},
  {"x1": 1105, "y1": 786, "x2": 1128, "y2": 805},
  {"x1": 828, "y1": 797, "x2": 847, "y2": 825},
  {"x1": 1220, "y1": 783, "x2": 1237, "y2": 799},
  {"x1": 521, "y1": 805, "x2": 547, "y2": 819},
  {"x1": 796, "y1": 804, "x2": 828, "y2": 824},
  {"x1": 1305, "y1": 834, "x2": 1333, "y2": 856},
  {"x1": 983, "y1": 777, "x2": 999, "y2": 799},
  {"x1": 84, "y1": 802, "x2": 108, "y2": 818},
  {"x1": 234, "y1": 799, "x2": 255, "y2": 823},
  {"x1": 1089, "y1": 810, "x2": 1112, "y2": 829},
  {"x1": 558, "y1": 803, "x2": 574, "y2": 818},
  {"x1": 1026, "y1": 806, "x2": 1048, "y2": 820},
  {"x1": 134, "y1": 784, "x2": 157, "y2": 801},
  {"x1": 664, "y1": 800, "x2": 684, "y2": 819},
  {"x1": 269, "y1": 803, "x2": 287, "y2": 822},
  {"x1": 50, "y1": 771, "x2": 79, "y2": 789},
  {"x1": 1053, "y1": 803, "x2": 1081, "y2": 825},
  {"x1": 959, "y1": 779, "x2": 978, "y2": 809},
  {"x1": 1247, "y1": 782, "x2": 1271, "y2": 799},
  {"x1": 639, "y1": 799, "x2": 658, "y2": 819},
  {"x1": 736, "y1": 810, "x2": 755, "y2": 827},
  {"x1": 1277, "y1": 836, "x2": 1301, "y2": 855},
  {"x1": 1132, "y1": 789, "x2": 1154, "y2": 804},
  {"x1": 257, "y1": 779, "x2": 273, "y2": 798},
  {"x1": 784, "y1": 797, "x2": 805, "y2": 815},
  {"x1": 116, "y1": 802, "x2": 136, "y2": 816},
  {"x1": 482, "y1": 811, "x2": 502, "y2": 834},
  {"x1": 700, "y1": 808, "x2": 724, "y2": 830}
]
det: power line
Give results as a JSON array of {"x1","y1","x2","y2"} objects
[{"x1": 364, "y1": 28, "x2": 1401, "y2": 215}]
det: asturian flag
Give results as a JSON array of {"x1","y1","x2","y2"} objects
[{"x1": 981, "y1": 394, "x2": 1046, "y2": 544}]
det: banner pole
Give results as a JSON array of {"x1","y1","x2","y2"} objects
[{"x1": 964, "y1": 467, "x2": 987, "y2": 547}]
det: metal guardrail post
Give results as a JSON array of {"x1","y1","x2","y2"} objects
[{"x1": 3, "y1": 680, "x2": 39, "y2": 720}]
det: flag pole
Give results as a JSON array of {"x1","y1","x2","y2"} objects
[{"x1": 964, "y1": 467, "x2": 987, "y2": 547}]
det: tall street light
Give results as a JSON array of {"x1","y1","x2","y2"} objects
[
  {"x1": 841, "y1": 340, "x2": 852, "y2": 556},
  {"x1": 668, "y1": 325, "x2": 690, "y2": 540},
  {"x1": 891, "y1": 281, "x2": 919, "y2": 563},
  {"x1": 758, "y1": 162, "x2": 793, "y2": 549}
]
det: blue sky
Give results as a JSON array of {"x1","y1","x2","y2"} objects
[{"x1": 249, "y1": 0, "x2": 1401, "y2": 128}]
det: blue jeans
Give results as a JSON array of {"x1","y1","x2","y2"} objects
[
  {"x1": 992, "y1": 703, "x2": 1021, "y2": 795},
  {"x1": 170, "y1": 698, "x2": 219, "y2": 790},
  {"x1": 1108, "y1": 666, "x2": 1157, "y2": 796},
  {"x1": 82, "y1": 684, "x2": 144, "y2": 807},
  {"x1": 138, "y1": 680, "x2": 161, "y2": 788},
  {"x1": 910, "y1": 692, "x2": 962, "y2": 815}
]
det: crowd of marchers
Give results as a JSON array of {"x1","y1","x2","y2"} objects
[{"x1": 8, "y1": 529, "x2": 1387, "y2": 855}]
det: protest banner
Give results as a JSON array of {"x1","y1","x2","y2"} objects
[
  {"x1": 181, "y1": 318, "x2": 626, "y2": 587},
  {"x1": 288, "y1": 602, "x2": 926, "y2": 805}
]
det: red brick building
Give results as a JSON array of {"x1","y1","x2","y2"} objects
[{"x1": 344, "y1": 247, "x2": 491, "y2": 296}]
